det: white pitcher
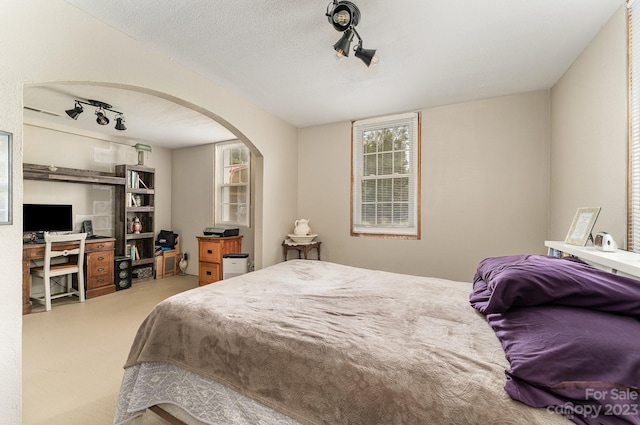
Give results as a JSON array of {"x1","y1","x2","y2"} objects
[{"x1": 294, "y1": 219, "x2": 311, "y2": 236}]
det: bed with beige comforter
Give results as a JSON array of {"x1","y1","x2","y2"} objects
[{"x1": 114, "y1": 260, "x2": 568, "y2": 424}]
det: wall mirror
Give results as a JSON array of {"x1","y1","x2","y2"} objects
[{"x1": 0, "y1": 131, "x2": 12, "y2": 225}]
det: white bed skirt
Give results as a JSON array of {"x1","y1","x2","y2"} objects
[{"x1": 114, "y1": 362, "x2": 301, "y2": 425}]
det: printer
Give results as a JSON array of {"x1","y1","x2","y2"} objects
[{"x1": 203, "y1": 226, "x2": 240, "y2": 237}]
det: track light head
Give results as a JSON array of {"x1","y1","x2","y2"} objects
[
  {"x1": 354, "y1": 45, "x2": 378, "y2": 67},
  {"x1": 95, "y1": 110, "x2": 109, "y2": 126},
  {"x1": 65, "y1": 103, "x2": 84, "y2": 120},
  {"x1": 328, "y1": 1, "x2": 360, "y2": 32},
  {"x1": 115, "y1": 115, "x2": 126, "y2": 131},
  {"x1": 334, "y1": 29, "x2": 355, "y2": 58}
]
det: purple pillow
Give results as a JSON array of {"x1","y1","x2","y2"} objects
[{"x1": 470, "y1": 255, "x2": 640, "y2": 317}]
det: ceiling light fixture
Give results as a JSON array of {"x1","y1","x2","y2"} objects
[
  {"x1": 326, "y1": 1, "x2": 378, "y2": 67},
  {"x1": 65, "y1": 99, "x2": 127, "y2": 131}
]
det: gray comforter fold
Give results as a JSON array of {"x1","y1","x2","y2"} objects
[{"x1": 123, "y1": 260, "x2": 568, "y2": 424}]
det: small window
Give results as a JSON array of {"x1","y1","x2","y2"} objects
[
  {"x1": 351, "y1": 112, "x2": 420, "y2": 238},
  {"x1": 215, "y1": 142, "x2": 250, "y2": 227}
]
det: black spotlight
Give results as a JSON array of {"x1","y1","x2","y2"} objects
[
  {"x1": 65, "y1": 103, "x2": 84, "y2": 120},
  {"x1": 355, "y1": 45, "x2": 378, "y2": 67},
  {"x1": 95, "y1": 110, "x2": 109, "y2": 126},
  {"x1": 334, "y1": 29, "x2": 355, "y2": 58},
  {"x1": 115, "y1": 116, "x2": 126, "y2": 131},
  {"x1": 329, "y1": 1, "x2": 360, "y2": 32}
]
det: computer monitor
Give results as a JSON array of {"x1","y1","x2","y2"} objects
[{"x1": 23, "y1": 204, "x2": 73, "y2": 234}]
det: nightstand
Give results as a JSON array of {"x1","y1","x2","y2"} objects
[{"x1": 282, "y1": 240, "x2": 321, "y2": 261}]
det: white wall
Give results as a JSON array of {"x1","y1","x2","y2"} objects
[
  {"x1": 1, "y1": 1, "x2": 298, "y2": 423},
  {"x1": 298, "y1": 91, "x2": 551, "y2": 282},
  {"x1": 171, "y1": 144, "x2": 214, "y2": 274},
  {"x1": 171, "y1": 145, "x2": 256, "y2": 274},
  {"x1": 550, "y1": 6, "x2": 628, "y2": 246},
  {"x1": 23, "y1": 125, "x2": 172, "y2": 235}
]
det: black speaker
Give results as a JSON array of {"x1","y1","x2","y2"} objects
[{"x1": 115, "y1": 256, "x2": 132, "y2": 290}]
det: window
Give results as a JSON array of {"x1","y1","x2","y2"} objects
[
  {"x1": 215, "y1": 141, "x2": 250, "y2": 227},
  {"x1": 629, "y1": 1, "x2": 640, "y2": 251},
  {"x1": 351, "y1": 112, "x2": 420, "y2": 238}
]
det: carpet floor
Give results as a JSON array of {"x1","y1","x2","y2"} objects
[{"x1": 22, "y1": 274, "x2": 198, "y2": 425}]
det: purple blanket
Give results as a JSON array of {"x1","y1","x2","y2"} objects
[{"x1": 470, "y1": 255, "x2": 640, "y2": 425}]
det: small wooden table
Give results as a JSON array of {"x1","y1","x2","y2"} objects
[{"x1": 282, "y1": 240, "x2": 321, "y2": 261}]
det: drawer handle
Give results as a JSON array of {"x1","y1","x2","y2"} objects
[
  {"x1": 98, "y1": 267, "x2": 105, "y2": 272},
  {"x1": 206, "y1": 271, "x2": 212, "y2": 276},
  {"x1": 97, "y1": 278, "x2": 104, "y2": 283},
  {"x1": 98, "y1": 256, "x2": 105, "y2": 261},
  {"x1": 97, "y1": 244, "x2": 105, "y2": 249},
  {"x1": 207, "y1": 250, "x2": 213, "y2": 254}
]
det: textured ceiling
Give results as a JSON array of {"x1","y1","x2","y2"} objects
[{"x1": 25, "y1": 1, "x2": 625, "y2": 148}]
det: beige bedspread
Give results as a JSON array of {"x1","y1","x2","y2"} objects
[{"x1": 123, "y1": 260, "x2": 568, "y2": 424}]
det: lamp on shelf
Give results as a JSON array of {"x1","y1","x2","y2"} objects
[
  {"x1": 325, "y1": 0, "x2": 378, "y2": 66},
  {"x1": 65, "y1": 99, "x2": 127, "y2": 131},
  {"x1": 134, "y1": 143, "x2": 152, "y2": 166}
]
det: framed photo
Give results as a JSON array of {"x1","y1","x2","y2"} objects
[
  {"x1": 564, "y1": 207, "x2": 601, "y2": 246},
  {"x1": 0, "y1": 131, "x2": 12, "y2": 225}
]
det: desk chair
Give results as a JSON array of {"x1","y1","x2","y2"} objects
[{"x1": 30, "y1": 232, "x2": 87, "y2": 311}]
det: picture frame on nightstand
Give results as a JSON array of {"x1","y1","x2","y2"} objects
[{"x1": 564, "y1": 207, "x2": 601, "y2": 246}]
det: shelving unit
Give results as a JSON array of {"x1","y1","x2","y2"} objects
[
  {"x1": 115, "y1": 164, "x2": 156, "y2": 282},
  {"x1": 545, "y1": 241, "x2": 640, "y2": 279},
  {"x1": 23, "y1": 163, "x2": 126, "y2": 185}
]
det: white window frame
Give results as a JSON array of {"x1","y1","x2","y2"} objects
[
  {"x1": 351, "y1": 112, "x2": 421, "y2": 238},
  {"x1": 215, "y1": 141, "x2": 250, "y2": 227}
]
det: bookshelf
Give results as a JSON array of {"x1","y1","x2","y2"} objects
[{"x1": 115, "y1": 164, "x2": 155, "y2": 282}]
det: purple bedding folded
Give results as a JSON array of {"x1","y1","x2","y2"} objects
[
  {"x1": 470, "y1": 254, "x2": 640, "y2": 317},
  {"x1": 487, "y1": 306, "x2": 640, "y2": 425},
  {"x1": 470, "y1": 254, "x2": 640, "y2": 424}
]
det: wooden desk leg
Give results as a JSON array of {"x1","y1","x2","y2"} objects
[
  {"x1": 282, "y1": 244, "x2": 287, "y2": 261},
  {"x1": 317, "y1": 244, "x2": 321, "y2": 261},
  {"x1": 22, "y1": 259, "x2": 32, "y2": 314}
]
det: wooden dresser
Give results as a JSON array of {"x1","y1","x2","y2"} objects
[{"x1": 196, "y1": 236, "x2": 243, "y2": 286}]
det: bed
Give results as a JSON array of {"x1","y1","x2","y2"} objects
[{"x1": 114, "y1": 257, "x2": 640, "y2": 425}]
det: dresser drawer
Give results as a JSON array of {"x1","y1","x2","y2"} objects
[
  {"x1": 199, "y1": 242, "x2": 221, "y2": 263},
  {"x1": 199, "y1": 262, "x2": 220, "y2": 286},
  {"x1": 86, "y1": 239, "x2": 115, "y2": 253},
  {"x1": 87, "y1": 251, "x2": 114, "y2": 277}
]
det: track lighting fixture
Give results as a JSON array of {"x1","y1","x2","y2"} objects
[
  {"x1": 326, "y1": 1, "x2": 378, "y2": 67},
  {"x1": 65, "y1": 99, "x2": 127, "y2": 131}
]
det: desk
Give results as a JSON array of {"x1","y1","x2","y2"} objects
[
  {"x1": 282, "y1": 240, "x2": 321, "y2": 261},
  {"x1": 22, "y1": 237, "x2": 116, "y2": 314}
]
